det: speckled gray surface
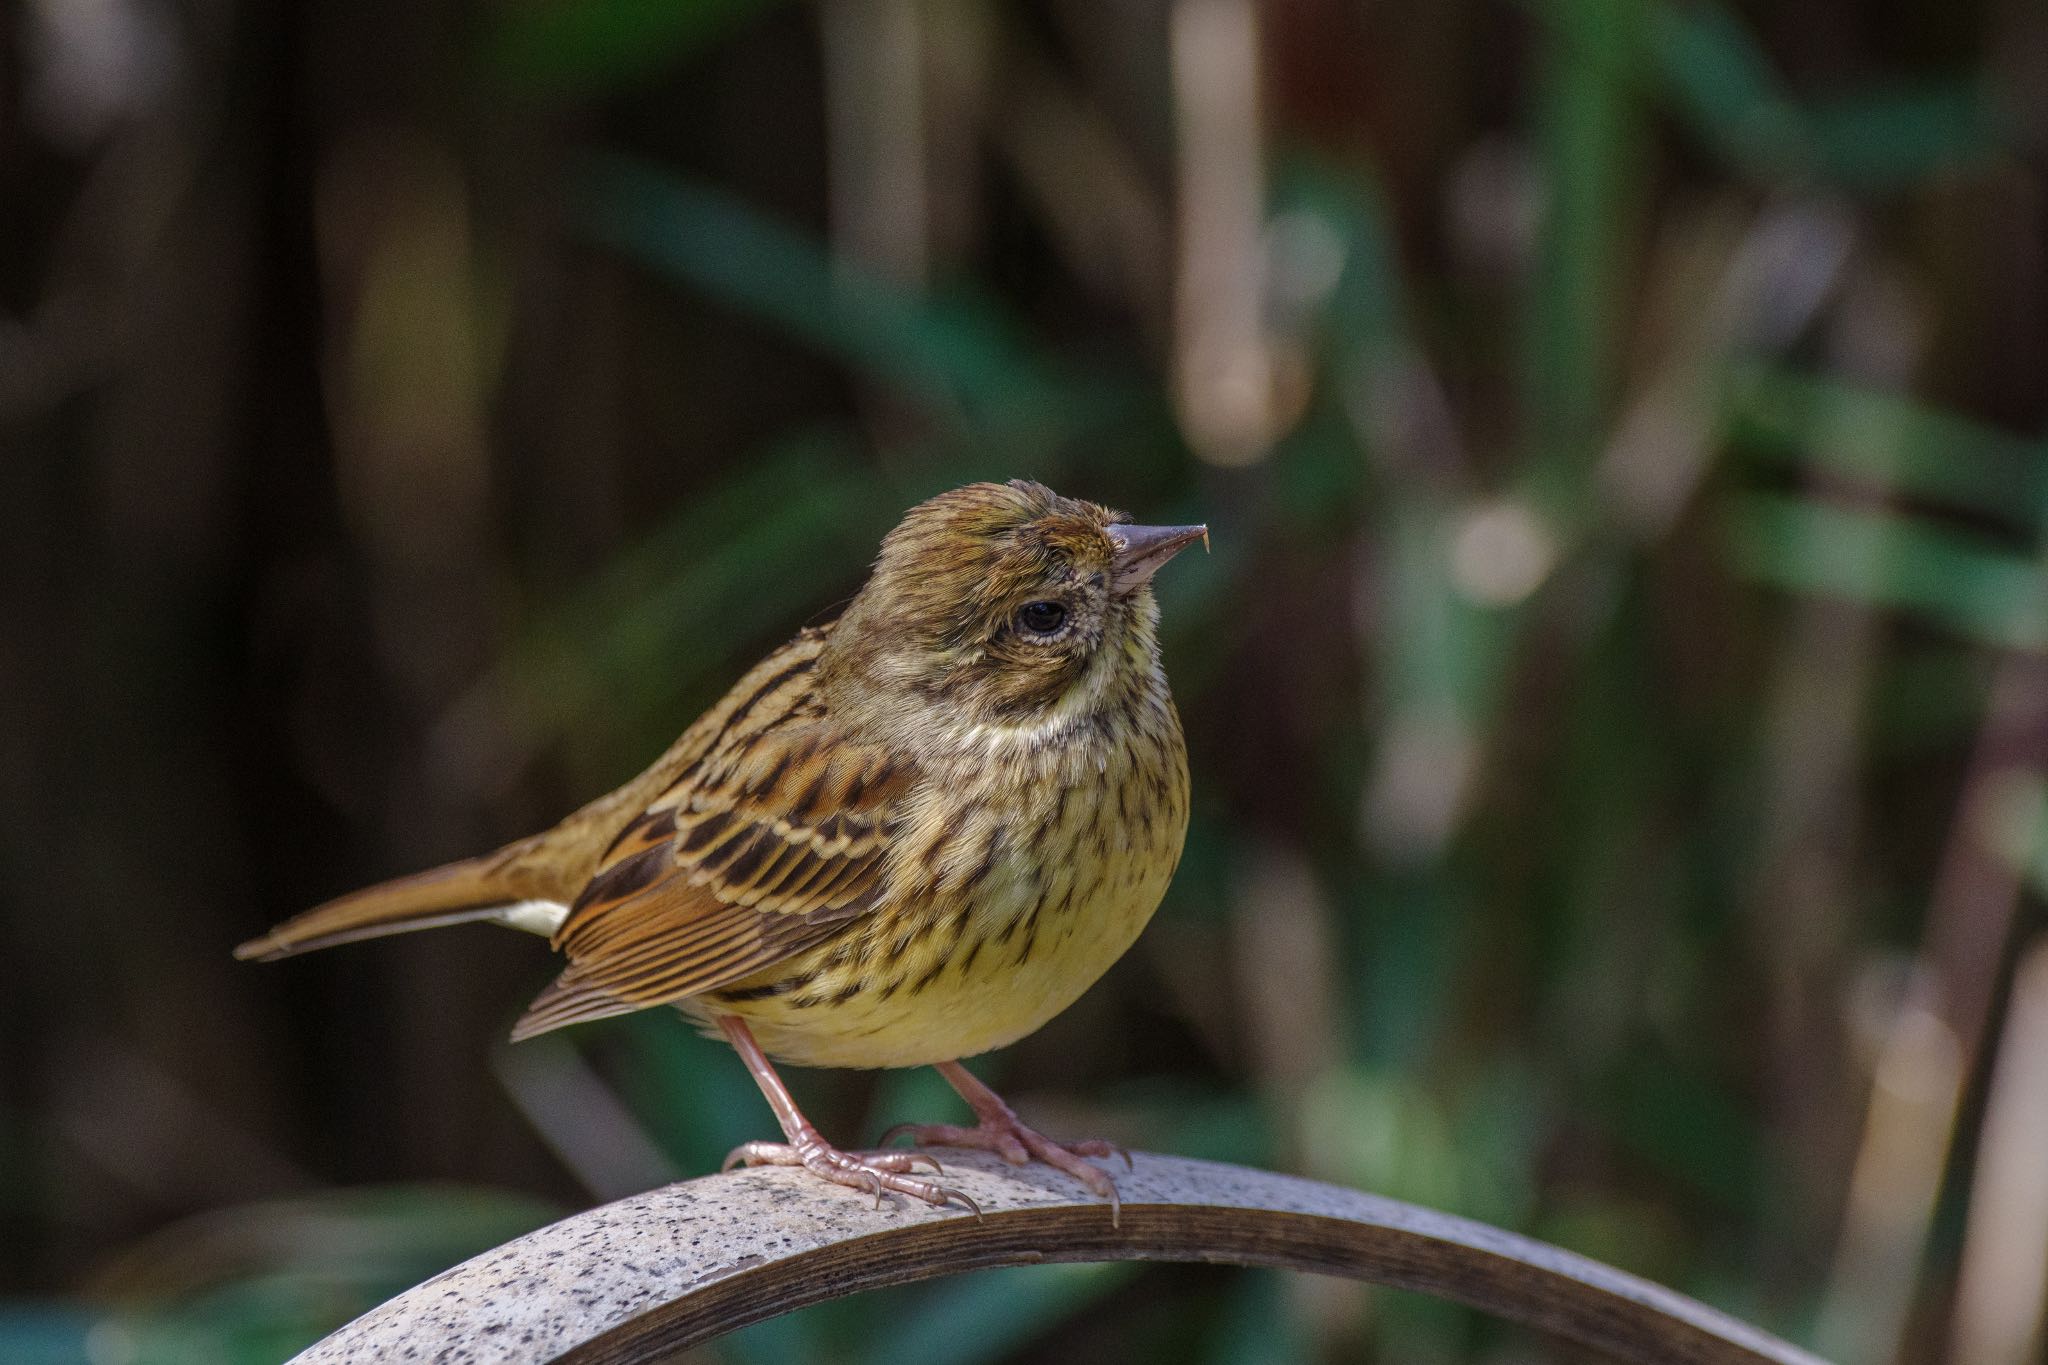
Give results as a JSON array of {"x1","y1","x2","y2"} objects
[{"x1": 290, "y1": 1150, "x2": 1825, "y2": 1365}]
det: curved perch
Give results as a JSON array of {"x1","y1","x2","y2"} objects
[{"x1": 293, "y1": 1151, "x2": 1827, "y2": 1365}]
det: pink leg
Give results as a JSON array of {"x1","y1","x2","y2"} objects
[
  {"x1": 717, "y1": 1016, "x2": 979, "y2": 1215},
  {"x1": 882, "y1": 1061, "x2": 1130, "y2": 1222}
]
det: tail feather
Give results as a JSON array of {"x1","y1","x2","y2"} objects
[{"x1": 234, "y1": 851, "x2": 559, "y2": 961}]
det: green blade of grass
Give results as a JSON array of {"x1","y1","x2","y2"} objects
[
  {"x1": 575, "y1": 154, "x2": 1058, "y2": 421},
  {"x1": 1646, "y1": 3, "x2": 2002, "y2": 190},
  {"x1": 1647, "y1": 3, "x2": 1810, "y2": 177},
  {"x1": 0, "y1": 1310, "x2": 98, "y2": 1365},
  {"x1": 852, "y1": 1263, "x2": 1139, "y2": 1365},
  {"x1": 1729, "y1": 493, "x2": 2048, "y2": 650},
  {"x1": 1805, "y1": 82, "x2": 2003, "y2": 192},
  {"x1": 1527, "y1": 0, "x2": 1646, "y2": 486},
  {"x1": 1729, "y1": 366, "x2": 2048, "y2": 528},
  {"x1": 482, "y1": 0, "x2": 788, "y2": 100}
]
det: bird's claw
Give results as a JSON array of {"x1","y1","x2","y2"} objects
[
  {"x1": 880, "y1": 1118, "x2": 1125, "y2": 1225},
  {"x1": 1064, "y1": 1137, "x2": 1133, "y2": 1171},
  {"x1": 858, "y1": 1147, "x2": 946, "y2": 1176},
  {"x1": 723, "y1": 1137, "x2": 976, "y2": 1215}
]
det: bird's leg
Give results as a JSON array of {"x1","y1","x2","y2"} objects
[
  {"x1": 882, "y1": 1060, "x2": 1130, "y2": 1221},
  {"x1": 715, "y1": 1016, "x2": 979, "y2": 1214}
]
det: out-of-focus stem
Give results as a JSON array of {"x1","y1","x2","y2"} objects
[
  {"x1": 1948, "y1": 937, "x2": 2048, "y2": 1365},
  {"x1": 993, "y1": 33, "x2": 1168, "y2": 334},
  {"x1": 1818, "y1": 658, "x2": 2048, "y2": 1365},
  {"x1": 822, "y1": 0, "x2": 930, "y2": 291},
  {"x1": 1745, "y1": 265, "x2": 1910, "y2": 1305},
  {"x1": 1170, "y1": 0, "x2": 1276, "y2": 467}
]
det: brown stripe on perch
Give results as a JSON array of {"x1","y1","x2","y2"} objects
[{"x1": 291, "y1": 1151, "x2": 1827, "y2": 1365}]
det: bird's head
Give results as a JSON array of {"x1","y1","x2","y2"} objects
[{"x1": 824, "y1": 480, "x2": 1205, "y2": 734}]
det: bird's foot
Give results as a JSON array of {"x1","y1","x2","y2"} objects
[
  {"x1": 879, "y1": 1115, "x2": 1129, "y2": 1222},
  {"x1": 723, "y1": 1136, "x2": 982, "y2": 1216}
]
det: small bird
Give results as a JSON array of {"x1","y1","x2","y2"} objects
[{"x1": 238, "y1": 480, "x2": 1204, "y2": 1214}]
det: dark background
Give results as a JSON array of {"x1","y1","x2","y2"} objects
[{"x1": 3, "y1": 0, "x2": 2047, "y2": 1361}]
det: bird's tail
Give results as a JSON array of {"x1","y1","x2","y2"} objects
[{"x1": 234, "y1": 844, "x2": 561, "y2": 961}]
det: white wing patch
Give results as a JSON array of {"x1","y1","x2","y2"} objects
[{"x1": 491, "y1": 899, "x2": 571, "y2": 937}]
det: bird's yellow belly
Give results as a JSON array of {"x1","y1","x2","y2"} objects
[{"x1": 697, "y1": 735, "x2": 1187, "y2": 1069}]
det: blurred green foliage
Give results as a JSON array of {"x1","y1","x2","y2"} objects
[
  {"x1": 0, "y1": 1189, "x2": 555, "y2": 1364},
  {"x1": 5, "y1": 0, "x2": 2046, "y2": 1362}
]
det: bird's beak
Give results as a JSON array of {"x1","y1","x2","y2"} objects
[{"x1": 1110, "y1": 522, "x2": 1209, "y2": 594}]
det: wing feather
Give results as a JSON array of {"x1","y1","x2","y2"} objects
[{"x1": 509, "y1": 646, "x2": 911, "y2": 1039}]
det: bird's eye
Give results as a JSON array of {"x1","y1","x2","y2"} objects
[{"x1": 1016, "y1": 600, "x2": 1068, "y2": 635}]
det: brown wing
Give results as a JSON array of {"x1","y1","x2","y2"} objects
[{"x1": 509, "y1": 655, "x2": 911, "y2": 1039}]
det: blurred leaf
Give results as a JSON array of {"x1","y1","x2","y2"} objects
[
  {"x1": 1378, "y1": 501, "x2": 1517, "y2": 725},
  {"x1": 575, "y1": 154, "x2": 1062, "y2": 422},
  {"x1": 603, "y1": 1010, "x2": 776, "y2": 1175},
  {"x1": 1648, "y1": 4, "x2": 2002, "y2": 190},
  {"x1": 1115, "y1": 1081, "x2": 1271, "y2": 1168},
  {"x1": 75, "y1": 1187, "x2": 558, "y2": 1365},
  {"x1": 1300, "y1": 1066, "x2": 1463, "y2": 1212},
  {"x1": 0, "y1": 1309, "x2": 98, "y2": 1365},
  {"x1": 721, "y1": 1292, "x2": 837, "y2": 1365},
  {"x1": 852, "y1": 1263, "x2": 1138, "y2": 1365},
  {"x1": 497, "y1": 434, "x2": 884, "y2": 766},
  {"x1": 1528, "y1": 0, "x2": 1646, "y2": 476},
  {"x1": 1868, "y1": 647, "x2": 1994, "y2": 756},
  {"x1": 1730, "y1": 366, "x2": 2048, "y2": 529},
  {"x1": 1977, "y1": 771, "x2": 2048, "y2": 907},
  {"x1": 1729, "y1": 493, "x2": 2048, "y2": 650},
  {"x1": 483, "y1": 0, "x2": 788, "y2": 100},
  {"x1": 1534, "y1": 1197, "x2": 1688, "y2": 1295},
  {"x1": 1647, "y1": 4, "x2": 1810, "y2": 176},
  {"x1": 865, "y1": 1064, "x2": 965, "y2": 1144},
  {"x1": 1350, "y1": 876, "x2": 1464, "y2": 1071},
  {"x1": 1602, "y1": 1049, "x2": 1762, "y2": 1211},
  {"x1": 1805, "y1": 82, "x2": 2003, "y2": 190},
  {"x1": 1273, "y1": 153, "x2": 1406, "y2": 382},
  {"x1": 90, "y1": 1186, "x2": 559, "y2": 1300},
  {"x1": 1202, "y1": 1270, "x2": 1312, "y2": 1365}
]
